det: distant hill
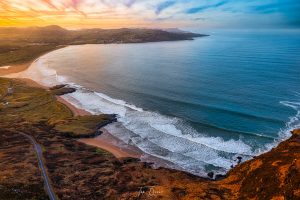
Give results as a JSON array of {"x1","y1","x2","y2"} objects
[
  {"x1": 0, "y1": 25, "x2": 207, "y2": 45},
  {"x1": 0, "y1": 25, "x2": 208, "y2": 66}
]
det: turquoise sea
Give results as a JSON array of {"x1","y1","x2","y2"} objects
[{"x1": 23, "y1": 29, "x2": 300, "y2": 176}]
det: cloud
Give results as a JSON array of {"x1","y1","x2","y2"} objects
[
  {"x1": 71, "y1": 0, "x2": 81, "y2": 9},
  {"x1": 185, "y1": 1, "x2": 228, "y2": 14},
  {"x1": 0, "y1": 0, "x2": 300, "y2": 28},
  {"x1": 155, "y1": 1, "x2": 177, "y2": 15},
  {"x1": 124, "y1": 0, "x2": 136, "y2": 8},
  {"x1": 247, "y1": 1, "x2": 299, "y2": 14},
  {"x1": 41, "y1": 0, "x2": 58, "y2": 10}
]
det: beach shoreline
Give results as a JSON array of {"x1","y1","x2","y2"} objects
[
  {"x1": 0, "y1": 57, "x2": 292, "y2": 172},
  {"x1": 0, "y1": 46, "x2": 297, "y2": 166},
  {"x1": 1, "y1": 27, "x2": 299, "y2": 199},
  {"x1": 57, "y1": 96, "x2": 143, "y2": 159},
  {"x1": 58, "y1": 94, "x2": 144, "y2": 159},
  {"x1": 1, "y1": 61, "x2": 143, "y2": 160}
]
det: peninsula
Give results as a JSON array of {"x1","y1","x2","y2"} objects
[{"x1": 0, "y1": 25, "x2": 206, "y2": 66}]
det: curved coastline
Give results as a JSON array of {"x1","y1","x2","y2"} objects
[
  {"x1": 1, "y1": 50, "x2": 252, "y2": 175},
  {"x1": 1, "y1": 57, "x2": 144, "y2": 161},
  {"x1": 1, "y1": 48, "x2": 299, "y2": 199},
  {"x1": 0, "y1": 45, "x2": 67, "y2": 76},
  {"x1": 1, "y1": 46, "x2": 296, "y2": 178},
  {"x1": 1, "y1": 26, "x2": 299, "y2": 199}
]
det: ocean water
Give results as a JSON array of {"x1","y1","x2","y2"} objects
[{"x1": 13, "y1": 29, "x2": 300, "y2": 177}]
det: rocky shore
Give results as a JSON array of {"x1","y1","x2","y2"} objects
[{"x1": 0, "y1": 77, "x2": 299, "y2": 200}]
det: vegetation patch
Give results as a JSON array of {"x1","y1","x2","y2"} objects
[{"x1": 54, "y1": 115, "x2": 116, "y2": 138}]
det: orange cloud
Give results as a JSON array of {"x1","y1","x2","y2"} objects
[{"x1": 0, "y1": 0, "x2": 192, "y2": 28}]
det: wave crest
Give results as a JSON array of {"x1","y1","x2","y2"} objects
[{"x1": 7, "y1": 53, "x2": 299, "y2": 177}]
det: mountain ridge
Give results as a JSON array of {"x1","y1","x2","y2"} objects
[{"x1": 0, "y1": 25, "x2": 207, "y2": 45}]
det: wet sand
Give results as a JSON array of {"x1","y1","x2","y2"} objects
[
  {"x1": 61, "y1": 98, "x2": 142, "y2": 158},
  {"x1": 79, "y1": 129, "x2": 142, "y2": 158},
  {"x1": 56, "y1": 96, "x2": 142, "y2": 158},
  {"x1": 1, "y1": 62, "x2": 141, "y2": 159},
  {"x1": 58, "y1": 96, "x2": 142, "y2": 158},
  {"x1": 56, "y1": 95, "x2": 142, "y2": 158}
]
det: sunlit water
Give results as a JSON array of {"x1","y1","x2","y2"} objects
[{"x1": 11, "y1": 29, "x2": 300, "y2": 177}]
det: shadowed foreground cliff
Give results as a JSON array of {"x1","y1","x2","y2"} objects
[{"x1": 0, "y1": 77, "x2": 299, "y2": 200}]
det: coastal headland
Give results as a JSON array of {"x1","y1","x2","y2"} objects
[{"x1": 0, "y1": 26, "x2": 299, "y2": 200}]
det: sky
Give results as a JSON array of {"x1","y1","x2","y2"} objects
[{"x1": 0, "y1": 0, "x2": 299, "y2": 29}]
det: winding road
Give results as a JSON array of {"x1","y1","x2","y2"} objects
[{"x1": 20, "y1": 132, "x2": 57, "y2": 200}]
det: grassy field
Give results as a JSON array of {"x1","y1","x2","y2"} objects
[
  {"x1": 0, "y1": 78, "x2": 115, "y2": 136},
  {"x1": 0, "y1": 44, "x2": 59, "y2": 66}
]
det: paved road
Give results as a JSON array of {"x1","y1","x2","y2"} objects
[{"x1": 20, "y1": 132, "x2": 57, "y2": 200}]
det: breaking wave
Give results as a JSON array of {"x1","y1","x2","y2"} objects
[{"x1": 6, "y1": 52, "x2": 299, "y2": 177}]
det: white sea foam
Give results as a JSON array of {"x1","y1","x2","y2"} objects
[
  {"x1": 3, "y1": 55, "x2": 67, "y2": 86},
  {"x1": 7, "y1": 53, "x2": 300, "y2": 177},
  {"x1": 279, "y1": 101, "x2": 300, "y2": 138},
  {"x1": 2, "y1": 55, "x2": 257, "y2": 175},
  {"x1": 62, "y1": 87, "x2": 253, "y2": 173},
  {"x1": 95, "y1": 92, "x2": 143, "y2": 113},
  {"x1": 60, "y1": 84, "x2": 300, "y2": 176},
  {"x1": 251, "y1": 101, "x2": 300, "y2": 155}
]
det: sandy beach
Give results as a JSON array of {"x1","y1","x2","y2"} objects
[
  {"x1": 56, "y1": 96, "x2": 142, "y2": 158},
  {"x1": 79, "y1": 129, "x2": 142, "y2": 158},
  {"x1": 61, "y1": 98, "x2": 142, "y2": 158},
  {"x1": 0, "y1": 61, "x2": 141, "y2": 159},
  {"x1": 57, "y1": 96, "x2": 142, "y2": 158}
]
